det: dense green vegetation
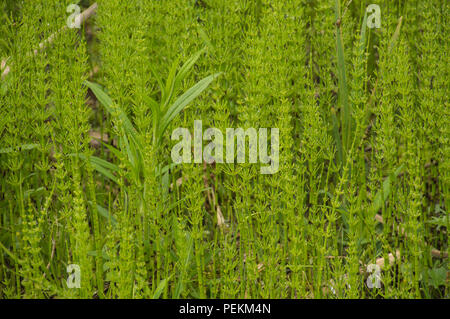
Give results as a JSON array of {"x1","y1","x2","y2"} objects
[{"x1": 0, "y1": 0, "x2": 448, "y2": 299}]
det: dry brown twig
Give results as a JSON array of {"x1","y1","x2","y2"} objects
[
  {"x1": 89, "y1": 130, "x2": 109, "y2": 147},
  {"x1": 202, "y1": 162, "x2": 226, "y2": 229}
]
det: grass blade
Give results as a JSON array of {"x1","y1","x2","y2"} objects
[
  {"x1": 334, "y1": 0, "x2": 351, "y2": 158},
  {"x1": 158, "y1": 72, "x2": 221, "y2": 143}
]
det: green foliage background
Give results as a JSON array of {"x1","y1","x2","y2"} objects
[{"x1": 0, "y1": 0, "x2": 448, "y2": 298}]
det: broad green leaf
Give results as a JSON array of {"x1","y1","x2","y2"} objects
[
  {"x1": 87, "y1": 249, "x2": 110, "y2": 260},
  {"x1": 159, "y1": 72, "x2": 221, "y2": 142},
  {"x1": 152, "y1": 275, "x2": 172, "y2": 299},
  {"x1": 0, "y1": 240, "x2": 19, "y2": 262},
  {"x1": 89, "y1": 155, "x2": 120, "y2": 173},
  {"x1": 144, "y1": 94, "x2": 160, "y2": 119},
  {"x1": 359, "y1": 11, "x2": 368, "y2": 57},
  {"x1": 24, "y1": 187, "x2": 45, "y2": 199},
  {"x1": 95, "y1": 204, "x2": 117, "y2": 226},
  {"x1": 163, "y1": 55, "x2": 182, "y2": 109},
  {"x1": 122, "y1": 131, "x2": 136, "y2": 169},
  {"x1": 174, "y1": 48, "x2": 206, "y2": 90},
  {"x1": 72, "y1": 153, "x2": 119, "y2": 173},
  {"x1": 388, "y1": 16, "x2": 403, "y2": 54},
  {"x1": 90, "y1": 163, "x2": 119, "y2": 184},
  {"x1": 330, "y1": 107, "x2": 343, "y2": 167},
  {"x1": 156, "y1": 162, "x2": 179, "y2": 177},
  {"x1": 100, "y1": 141, "x2": 122, "y2": 160},
  {"x1": 371, "y1": 165, "x2": 404, "y2": 216},
  {"x1": 84, "y1": 80, "x2": 113, "y2": 109},
  {"x1": 198, "y1": 27, "x2": 214, "y2": 51},
  {"x1": 150, "y1": 64, "x2": 166, "y2": 102},
  {"x1": 70, "y1": 153, "x2": 119, "y2": 184},
  {"x1": 85, "y1": 80, "x2": 142, "y2": 150},
  {"x1": 427, "y1": 267, "x2": 447, "y2": 289}
]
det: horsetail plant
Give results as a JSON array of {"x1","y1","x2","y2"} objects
[{"x1": 0, "y1": 0, "x2": 448, "y2": 300}]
